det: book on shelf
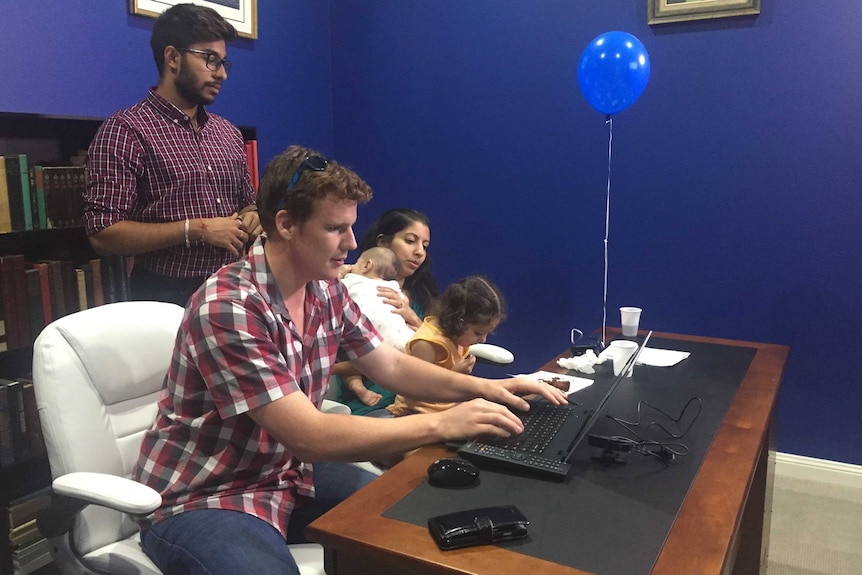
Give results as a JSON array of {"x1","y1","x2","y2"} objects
[
  {"x1": 18, "y1": 155, "x2": 32, "y2": 230},
  {"x1": 42, "y1": 165, "x2": 85, "y2": 229},
  {"x1": 26, "y1": 263, "x2": 52, "y2": 327},
  {"x1": 18, "y1": 380, "x2": 45, "y2": 460},
  {"x1": 5, "y1": 488, "x2": 51, "y2": 530},
  {"x1": 11, "y1": 537, "x2": 52, "y2": 575},
  {"x1": 0, "y1": 379, "x2": 15, "y2": 467},
  {"x1": 75, "y1": 267, "x2": 88, "y2": 311},
  {"x1": 245, "y1": 139, "x2": 259, "y2": 192},
  {"x1": 26, "y1": 166, "x2": 38, "y2": 232},
  {"x1": 4, "y1": 489, "x2": 53, "y2": 574},
  {"x1": 23, "y1": 270, "x2": 45, "y2": 345},
  {"x1": 0, "y1": 378, "x2": 45, "y2": 467},
  {"x1": 0, "y1": 158, "x2": 11, "y2": 233},
  {"x1": 0, "y1": 254, "x2": 29, "y2": 350},
  {"x1": 89, "y1": 258, "x2": 104, "y2": 307},
  {"x1": 31, "y1": 165, "x2": 47, "y2": 231},
  {"x1": 60, "y1": 259, "x2": 80, "y2": 316},
  {"x1": 0, "y1": 270, "x2": 6, "y2": 352},
  {"x1": 100, "y1": 254, "x2": 131, "y2": 304},
  {"x1": 38, "y1": 260, "x2": 66, "y2": 320},
  {"x1": 8, "y1": 518, "x2": 42, "y2": 550},
  {"x1": 4, "y1": 380, "x2": 29, "y2": 463},
  {"x1": 3, "y1": 156, "x2": 26, "y2": 232},
  {"x1": 0, "y1": 258, "x2": 11, "y2": 351}
]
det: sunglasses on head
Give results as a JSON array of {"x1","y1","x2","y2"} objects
[{"x1": 274, "y1": 155, "x2": 330, "y2": 212}]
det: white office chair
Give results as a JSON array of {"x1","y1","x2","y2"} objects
[{"x1": 32, "y1": 301, "x2": 325, "y2": 575}]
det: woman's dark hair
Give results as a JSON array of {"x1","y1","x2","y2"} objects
[
  {"x1": 358, "y1": 209, "x2": 439, "y2": 315},
  {"x1": 437, "y1": 275, "x2": 506, "y2": 339},
  {"x1": 150, "y1": 3, "x2": 237, "y2": 75}
]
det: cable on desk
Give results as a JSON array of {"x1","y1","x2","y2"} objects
[
  {"x1": 587, "y1": 397, "x2": 702, "y2": 465},
  {"x1": 606, "y1": 397, "x2": 703, "y2": 440}
]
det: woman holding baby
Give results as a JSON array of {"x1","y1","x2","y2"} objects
[{"x1": 334, "y1": 208, "x2": 440, "y2": 416}]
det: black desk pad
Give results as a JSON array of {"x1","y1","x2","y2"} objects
[{"x1": 383, "y1": 338, "x2": 757, "y2": 575}]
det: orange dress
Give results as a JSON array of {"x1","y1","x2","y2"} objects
[{"x1": 386, "y1": 317, "x2": 466, "y2": 416}]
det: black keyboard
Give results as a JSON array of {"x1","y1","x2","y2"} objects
[
  {"x1": 485, "y1": 401, "x2": 571, "y2": 452},
  {"x1": 457, "y1": 401, "x2": 579, "y2": 481}
]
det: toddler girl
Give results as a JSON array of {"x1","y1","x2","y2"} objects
[{"x1": 387, "y1": 274, "x2": 506, "y2": 416}]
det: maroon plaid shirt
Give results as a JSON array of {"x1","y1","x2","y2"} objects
[
  {"x1": 84, "y1": 89, "x2": 256, "y2": 278},
  {"x1": 133, "y1": 237, "x2": 382, "y2": 536}
]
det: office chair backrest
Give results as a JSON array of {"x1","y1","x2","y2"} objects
[{"x1": 33, "y1": 301, "x2": 185, "y2": 557}]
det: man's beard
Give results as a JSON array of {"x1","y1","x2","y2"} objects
[{"x1": 175, "y1": 65, "x2": 217, "y2": 106}]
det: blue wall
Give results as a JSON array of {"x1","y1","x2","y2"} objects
[
  {"x1": 1, "y1": 1, "x2": 860, "y2": 464},
  {"x1": 329, "y1": 1, "x2": 862, "y2": 464},
  {"x1": 0, "y1": 0, "x2": 335, "y2": 167}
]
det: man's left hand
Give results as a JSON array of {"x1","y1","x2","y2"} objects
[{"x1": 487, "y1": 377, "x2": 568, "y2": 411}]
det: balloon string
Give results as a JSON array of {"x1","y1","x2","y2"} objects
[{"x1": 602, "y1": 114, "x2": 613, "y2": 345}]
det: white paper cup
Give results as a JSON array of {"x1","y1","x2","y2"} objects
[
  {"x1": 620, "y1": 307, "x2": 642, "y2": 337},
  {"x1": 610, "y1": 340, "x2": 638, "y2": 377}
]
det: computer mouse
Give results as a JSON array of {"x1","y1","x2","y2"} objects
[
  {"x1": 427, "y1": 458, "x2": 480, "y2": 488},
  {"x1": 468, "y1": 343, "x2": 515, "y2": 365}
]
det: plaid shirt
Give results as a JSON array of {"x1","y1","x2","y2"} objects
[
  {"x1": 133, "y1": 237, "x2": 382, "y2": 536},
  {"x1": 84, "y1": 89, "x2": 256, "y2": 278}
]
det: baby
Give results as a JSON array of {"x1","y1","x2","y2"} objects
[{"x1": 341, "y1": 247, "x2": 416, "y2": 406}]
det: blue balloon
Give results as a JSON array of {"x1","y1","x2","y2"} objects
[{"x1": 578, "y1": 31, "x2": 650, "y2": 116}]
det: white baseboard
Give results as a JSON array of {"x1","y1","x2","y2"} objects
[{"x1": 773, "y1": 452, "x2": 862, "y2": 489}]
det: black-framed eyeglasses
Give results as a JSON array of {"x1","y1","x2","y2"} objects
[
  {"x1": 178, "y1": 48, "x2": 232, "y2": 74},
  {"x1": 274, "y1": 155, "x2": 330, "y2": 211}
]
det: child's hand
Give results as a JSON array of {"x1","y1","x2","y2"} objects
[
  {"x1": 454, "y1": 354, "x2": 477, "y2": 374},
  {"x1": 338, "y1": 263, "x2": 354, "y2": 279}
]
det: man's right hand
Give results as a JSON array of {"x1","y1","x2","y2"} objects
[
  {"x1": 434, "y1": 398, "x2": 524, "y2": 442},
  {"x1": 199, "y1": 213, "x2": 248, "y2": 255}
]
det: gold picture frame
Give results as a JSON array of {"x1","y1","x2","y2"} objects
[
  {"x1": 130, "y1": 0, "x2": 258, "y2": 40},
  {"x1": 648, "y1": 0, "x2": 760, "y2": 25}
]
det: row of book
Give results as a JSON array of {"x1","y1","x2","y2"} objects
[
  {"x1": 0, "y1": 377, "x2": 44, "y2": 469},
  {"x1": 1, "y1": 137, "x2": 260, "y2": 235},
  {"x1": 0, "y1": 254, "x2": 132, "y2": 351},
  {"x1": 0, "y1": 155, "x2": 85, "y2": 234},
  {"x1": 3, "y1": 488, "x2": 52, "y2": 575}
]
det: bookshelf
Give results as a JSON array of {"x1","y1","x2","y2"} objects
[
  {"x1": 0, "y1": 112, "x2": 106, "y2": 575},
  {"x1": 0, "y1": 111, "x2": 257, "y2": 575}
]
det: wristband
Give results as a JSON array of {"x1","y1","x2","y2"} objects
[{"x1": 184, "y1": 218, "x2": 191, "y2": 248}]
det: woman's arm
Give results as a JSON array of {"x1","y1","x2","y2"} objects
[{"x1": 377, "y1": 285, "x2": 422, "y2": 328}]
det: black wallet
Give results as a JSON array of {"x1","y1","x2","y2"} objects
[{"x1": 427, "y1": 505, "x2": 529, "y2": 550}]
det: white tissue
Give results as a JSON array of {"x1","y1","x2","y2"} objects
[{"x1": 556, "y1": 350, "x2": 608, "y2": 374}]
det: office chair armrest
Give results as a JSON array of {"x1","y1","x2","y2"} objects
[
  {"x1": 321, "y1": 398, "x2": 351, "y2": 415},
  {"x1": 52, "y1": 472, "x2": 162, "y2": 515},
  {"x1": 37, "y1": 472, "x2": 162, "y2": 539},
  {"x1": 469, "y1": 343, "x2": 515, "y2": 366}
]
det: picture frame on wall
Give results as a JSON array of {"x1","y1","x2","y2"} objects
[
  {"x1": 130, "y1": 0, "x2": 258, "y2": 39},
  {"x1": 648, "y1": 0, "x2": 760, "y2": 25}
]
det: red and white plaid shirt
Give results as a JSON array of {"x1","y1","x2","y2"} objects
[
  {"x1": 133, "y1": 237, "x2": 382, "y2": 536},
  {"x1": 84, "y1": 89, "x2": 256, "y2": 278}
]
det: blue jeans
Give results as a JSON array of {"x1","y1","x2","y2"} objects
[{"x1": 141, "y1": 462, "x2": 377, "y2": 575}]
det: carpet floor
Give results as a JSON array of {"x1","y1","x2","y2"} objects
[{"x1": 766, "y1": 473, "x2": 862, "y2": 575}]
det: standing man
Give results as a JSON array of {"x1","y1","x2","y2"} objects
[
  {"x1": 133, "y1": 145, "x2": 567, "y2": 574},
  {"x1": 84, "y1": 3, "x2": 261, "y2": 307}
]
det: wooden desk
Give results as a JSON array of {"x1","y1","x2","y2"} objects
[{"x1": 307, "y1": 331, "x2": 789, "y2": 575}]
